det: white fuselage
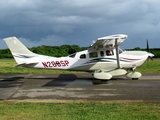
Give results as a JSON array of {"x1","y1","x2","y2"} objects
[
  {"x1": 3, "y1": 35, "x2": 153, "y2": 80},
  {"x1": 14, "y1": 48, "x2": 148, "y2": 72}
]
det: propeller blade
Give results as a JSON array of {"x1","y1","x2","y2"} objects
[
  {"x1": 146, "y1": 39, "x2": 154, "y2": 63},
  {"x1": 146, "y1": 39, "x2": 149, "y2": 52}
]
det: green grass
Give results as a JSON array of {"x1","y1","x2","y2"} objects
[
  {"x1": 0, "y1": 59, "x2": 85, "y2": 74},
  {"x1": 137, "y1": 59, "x2": 160, "y2": 73},
  {"x1": 0, "y1": 60, "x2": 160, "y2": 120},
  {"x1": 0, "y1": 59, "x2": 160, "y2": 74},
  {"x1": 0, "y1": 102, "x2": 160, "y2": 120}
]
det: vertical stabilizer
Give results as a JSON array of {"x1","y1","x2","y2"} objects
[
  {"x1": 3, "y1": 37, "x2": 35, "y2": 55},
  {"x1": 3, "y1": 36, "x2": 37, "y2": 64}
]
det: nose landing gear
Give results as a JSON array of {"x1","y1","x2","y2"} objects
[{"x1": 126, "y1": 67, "x2": 142, "y2": 80}]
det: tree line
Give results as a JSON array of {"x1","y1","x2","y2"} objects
[
  {"x1": 0, "y1": 45, "x2": 85, "y2": 58},
  {"x1": 0, "y1": 45, "x2": 160, "y2": 58}
]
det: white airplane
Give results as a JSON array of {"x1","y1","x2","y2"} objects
[{"x1": 3, "y1": 34, "x2": 154, "y2": 81}]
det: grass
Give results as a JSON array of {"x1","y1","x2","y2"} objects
[
  {"x1": 0, "y1": 59, "x2": 85, "y2": 74},
  {"x1": 0, "y1": 102, "x2": 160, "y2": 120},
  {"x1": 137, "y1": 59, "x2": 160, "y2": 73},
  {"x1": 0, "y1": 59, "x2": 160, "y2": 74},
  {"x1": 0, "y1": 59, "x2": 160, "y2": 120}
]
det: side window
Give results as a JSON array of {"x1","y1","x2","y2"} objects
[
  {"x1": 89, "y1": 52, "x2": 98, "y2": 58},
  {"x1": 100, "y1": 51, "x2": 104, "y2": 57},
  {"x1": 106, "y1": 50, "x2": 114, "y2": 56},
  {"x1": 80, "y1": 54, "x2": 86, "y2": 59}
]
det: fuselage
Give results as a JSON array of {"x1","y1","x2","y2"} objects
[
  {"x1": 17, "y1": 48, "x2": 148, "y2": 72},
  {"x1": 3, "y1": 35, "x2": 153, "y2": 80}
]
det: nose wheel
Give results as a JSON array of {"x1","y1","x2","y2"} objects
[
  {"x1": 126, "y1": 67, "x2": 142, "y2": 80},
  {"x1": 126, "y1": 71, "x2": 141, "y2": 80},
  {"x1": 132, "y1": 78, "x2": 139, "y2": 80}
]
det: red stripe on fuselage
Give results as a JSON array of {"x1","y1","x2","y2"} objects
[{"x1": 120, "y1": 57, "x2": 141, "y2": 61}]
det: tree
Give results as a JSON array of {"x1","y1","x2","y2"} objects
[{"x1": 134, "y1": 47, "x2": 141, "y2": 50}]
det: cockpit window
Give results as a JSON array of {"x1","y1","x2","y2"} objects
[
  {"x1": 106, "y1": 50, "x2": 112, "y2": 56},
  {"x1": 106, "y1": 49, "x2": 114, "y2": 56},
  {"x1": 119, "y1": 47, "x2": 124, "y2": 54},
  {"x1": 69, "y1": 53, "x2": 76, "y2": 58}
]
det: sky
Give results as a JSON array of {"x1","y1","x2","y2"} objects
[{"x1": 0, "y1": 0, "x2": 160, "y2": 49}]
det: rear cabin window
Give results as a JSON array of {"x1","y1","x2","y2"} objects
[
  {"x1": 80, "y1": 54, "x2": 86, "y2": 59},
  {"x1": 100, "y1": 51, "x2": 104, "y2": 57},
  {"x1": 89, "y1": 52, "x2": 98, "y2": 58}
]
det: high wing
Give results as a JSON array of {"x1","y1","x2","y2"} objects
[
  {"x1": 88, "y1": 34, "x2": 128, "y2": 69},
  {"x1": 88, "y1": 34, "x2": 127, "y2": 52}
]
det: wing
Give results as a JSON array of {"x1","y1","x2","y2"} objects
[{"x1": 88, "y1": 34, "x2": 127, "y2": 52}]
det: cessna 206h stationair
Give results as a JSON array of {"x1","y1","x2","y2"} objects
[{"x1": 4, "y1": 34, "x2": 154, "y2": 80}]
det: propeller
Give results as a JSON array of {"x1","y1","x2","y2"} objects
[{"x1": 146, "y1": 39, "x2": 154, "y2": 61}]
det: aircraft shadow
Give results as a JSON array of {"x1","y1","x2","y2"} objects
[
  {"x1": 43, "y1": 74, "x2": 78, "y2": 87},
  {"x1": 0, "y1": 74, "x2": 128, "y2": 88},
  {"x1": 42, "y1": 74, "x2": 127, "y2": 87}
]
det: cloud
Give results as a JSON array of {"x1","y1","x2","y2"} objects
[
  {"x1": 15, "y1": 35, "x2": 65, "y2": 48},
  {"x1": 1, "y1": 0, "x2": 160, "y2": 49}
]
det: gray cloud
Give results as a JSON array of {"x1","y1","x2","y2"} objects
[{"x1": 1, "y1": 0, "x2": 160, "y2": 49}]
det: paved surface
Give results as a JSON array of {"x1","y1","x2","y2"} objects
[{"x1": 0, "y1": 73, "x2": 160, "y2": 103}]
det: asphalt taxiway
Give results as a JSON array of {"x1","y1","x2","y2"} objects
[{"x1": 0, "y1": 73, "x2": 160, "y2": 103}]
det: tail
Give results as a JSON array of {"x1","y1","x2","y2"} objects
[{"x1": 3, "y1": 36, "x2": 38, "y2": 65}]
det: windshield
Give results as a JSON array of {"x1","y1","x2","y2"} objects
[{"x1": 119, "y1": 47, "x2": 124, "y2": 54}]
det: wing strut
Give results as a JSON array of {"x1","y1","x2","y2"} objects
[{"x1": 115, "y1": 38, "x2": 120, "y2": 68}]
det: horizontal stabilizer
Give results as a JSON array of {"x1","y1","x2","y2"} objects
[{"x1": 15, "y1": 62, "x2": 38, "y2": 67}]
